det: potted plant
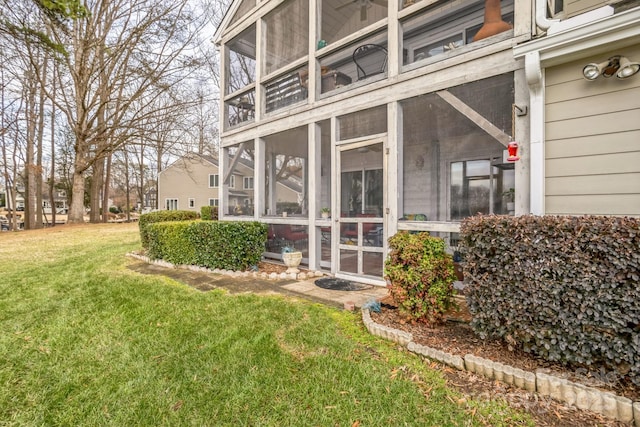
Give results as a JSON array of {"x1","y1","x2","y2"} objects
[
  {"x1": 281, "y1": 245, "x2": 302, "y2": 274},
  {"x1": 320, "y1": 207, "x2": 330, "y2": 219}
]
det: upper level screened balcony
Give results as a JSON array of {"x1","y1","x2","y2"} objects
[{"x1": 221, "y1": 0, "x2": 520, "y2": 130}]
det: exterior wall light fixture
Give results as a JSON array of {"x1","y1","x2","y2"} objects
[{"x1": 583, "y1": 55, "x2": 640, "y2": 80}]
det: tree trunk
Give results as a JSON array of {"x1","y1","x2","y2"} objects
[
  {"x1": 90, "y1": 157, "x2": 104, "y2": 223},
  {"x1": 102, "y1": 152, "x2": 112, "y2": 223},
  {"x1": 67, "y1": 166, "x2": 86, "y2": 224},
  {"x1": 50, "y1": 64, "x2": 57, "y2": 226},
  {"x1": 35, "y1": 54, "x2": 48, "y2": 229},
  {"x1": 25, "y1": 70, "x2": 37, "y2": 230}
]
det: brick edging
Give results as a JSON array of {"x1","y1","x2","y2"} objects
[{"x1": 361, "y1": 309, "x2": 639, "y2": 425}]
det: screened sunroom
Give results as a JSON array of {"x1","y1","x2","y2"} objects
[{"x1": 216, "y1": 0, "x2": 529, "y2": 285}]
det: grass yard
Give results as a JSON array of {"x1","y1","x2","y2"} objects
[{"x1": 0, "y1": 223, "x2": 533, "y2": 426}]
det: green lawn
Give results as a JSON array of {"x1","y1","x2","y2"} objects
[{"x1": 0, "y1": 223, "x2": 532, "y2": 426}]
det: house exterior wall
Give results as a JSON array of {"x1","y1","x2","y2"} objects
[
  {"x1": 158, "y1": 155, "x2": 219, "y2": 212},
  {"x1": 544, "y1": 45, "x2": 640, "y2": 215},
  {"x1": 514, "y1": 2, "x2": 640, "y2": 217}
]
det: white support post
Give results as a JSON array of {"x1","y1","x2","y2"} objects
[
  {"x1": 308, "y1": 123, "x2": 321, "y2": 271},
  {"x1": 525, "y1": 51, "x2": 545, "y2": 215},
  {"x1": 255, "y1": 137, "x2": 265, "y2": 219},
  {"x1": 330, "y1": 116, "x2": 339, "y2": 276},
  {"x1": 387, "y1": 101, "x2": 401, "y2": 239}
]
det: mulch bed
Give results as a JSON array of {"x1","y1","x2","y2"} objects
[{"x1": 370, "y1": 298, "x2": 639, "y2": 427}]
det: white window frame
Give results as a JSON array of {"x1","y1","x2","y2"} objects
[
  {"x1": 209, "y1": 198, "x2": 219, "y2": 206},
  {"x1": 229, "y1": 175, "x2": 236, "y2": 188},
  {"x1": 243, "y1": 176, "x2": 254, "y2": 189},
  {"x1": 166, "y1": 198, "x2": 178, "y2": 210},
  {"x1": 188, "y1": 198, "x2": 195, "y2": 208},
  {"x1": 209, "y1": 174, "x2": 219, "y2": 188}
]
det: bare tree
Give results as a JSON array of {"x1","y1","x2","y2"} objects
[{"x1": 41, "y1": 0, "x2": 211, "y2": 223}]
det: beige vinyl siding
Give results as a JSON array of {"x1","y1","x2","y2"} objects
[
  {"x1": 564, "y1": 0, "x2": 614, "y2": 18},
  {"x1": 158, "y1": 155, "x2": 220, "y2": 212},
  {"x1": 544, "y1": 47, "x2": 640, "y2": 217}
]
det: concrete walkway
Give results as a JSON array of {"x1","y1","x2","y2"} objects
[{"x1": 127, "y1": 259, "x2": 388, "y2": 309}]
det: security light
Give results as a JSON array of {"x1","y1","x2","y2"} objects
[
  {"x1": 583, "y1": 55, "x2": 639, "y2": 80},
  {"x1": 616, "y1": 56, "x2": 640, "y2": 79}
]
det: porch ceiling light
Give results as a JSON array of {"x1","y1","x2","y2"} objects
[{"x1": 583, "y1": 55, "x2": 639, "y2": 80}]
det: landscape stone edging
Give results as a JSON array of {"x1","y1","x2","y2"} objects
[
  {"x1": 361, "y1": 309, "x2": 639, "y2": 425},
  {"x1": 126, "y1": 252, "x2": 325, "y2": 281}
]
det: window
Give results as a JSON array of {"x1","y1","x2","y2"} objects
[
  {"x1": 244, "y1": 176, "x2": 254, "y2": 189},
  {"x1": 450, "y1": 159, "x2": 514, "y2": 219},
  {"x1": 209, "y1": 174, "x2": 219, "y2": 188},
  {"x1": 188, "y1": 198, "x2": 195, "y2": 208},
  {"x1": 166, "y1": 199, "x2": 178, "y2": 210},
  {"x1": 229, "y1": 175, "x2": 235, "y2": 188},
  {"x1": 209, "y1": 199, "x2": 219, "y2": 206}
]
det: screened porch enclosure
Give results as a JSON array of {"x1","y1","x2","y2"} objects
[
  {"x1": 223, "y1": 0, "x2": 517, "y2": 127},
  {"x1": 401, "y1": 73, "x2": 515, "y2": 223}
]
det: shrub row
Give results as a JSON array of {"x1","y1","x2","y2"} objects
[
  {"x1": 146, "y1": 220, "x2": 268, "y2": 271},
  {"x1": 384, "y1": 231, "x2": 457, "y2": 325},
  {"x1": 460, "y1": 215, "x2": 640, "y2": 382},
  {"x1": 200, "y1": 206, "x2": 219, "y2": 221},
  {"x1": 139, "y1": 210, "x2": 200, "y2": 249}
]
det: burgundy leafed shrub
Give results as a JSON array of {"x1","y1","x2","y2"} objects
[
  {"x1": 460, "y1": 215, "x2": 640, "y2": 382},
  {"x1": 384, "y1": 231, "x2": 456, "y2": 325}
]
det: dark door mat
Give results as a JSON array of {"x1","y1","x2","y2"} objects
[{"x1": 315, "y1": 277, "x2": 373, "y2": 291}]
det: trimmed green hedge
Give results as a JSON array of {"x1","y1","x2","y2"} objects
[
  {"x1": 384, "y1": 231, "x2": 456, "y2": 325},
  {"x1": 200, "y1": 205, "x2": 218, "y2": 221},
  {"x1": 460, "y1": 215, "x2": 640, "y2": 382},
  {"x1": 146, "y1": 220, "x2": 268, "y2": 271},
  {"x1": 139, "y1": 210, "x2": 200, "y2": 249}
]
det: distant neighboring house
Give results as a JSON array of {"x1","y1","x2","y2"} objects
[
  {"x1": 158, "y1": 153, "x2": 222, "y2": 212},
  {"x1": 158, "y1": 152, "x2": 300, "y2": 215}
]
